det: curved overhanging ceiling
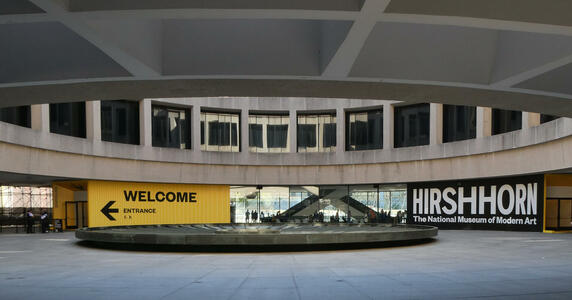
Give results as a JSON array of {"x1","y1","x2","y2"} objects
[{"x1": 2, "y1": 0, "x2": 572, "y2": 117}]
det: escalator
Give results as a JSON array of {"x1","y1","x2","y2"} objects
[{"x1": 278, "y1": 189, "x2": 380, "y2": 222}]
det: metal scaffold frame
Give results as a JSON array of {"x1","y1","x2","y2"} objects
[{"x1": 0, "y1": 185, "x2": 53, "y2": 233}]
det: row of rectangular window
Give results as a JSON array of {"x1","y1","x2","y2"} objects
[{"x1": 0, "y1": 102, "x2": 562, "y2": 151}]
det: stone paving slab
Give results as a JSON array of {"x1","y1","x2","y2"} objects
[{"x1": 0, "y1": 230, "x2": 571, "y2": 299}]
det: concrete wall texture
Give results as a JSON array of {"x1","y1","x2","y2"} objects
[{"x1": 0, "y1": 97, "x2": 570, "y2": 185}]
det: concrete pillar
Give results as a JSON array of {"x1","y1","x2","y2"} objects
[
  {"x1": 191, "y1": 103, "x2": 201, "y2": 151},
  {"x1": 31, "y1": 104, "x2": 49, "y2": 132},
  {"x1": 430, "y1": 103, "x2": 443, "y2": 145},
  {"x1": 476, "y1": 107, "x2": 492, "y2": 138},
  {"x1": 383, "y1": 103, "x2": 394, "y2": 149},
  {"x1": 85, "y1": 101, "x2": 101, "y2": 141},
  {"x1": 522, "y1": 112, "x2": 541, "y2": 128},
  {"x1": 139, "y1": 99, "x2": 152, "y2": 147},
  {"x1": 336, "y1": 107, "x2": 345, "y2": 153},
  {"x1": 241, "y1": 107, "x2": 249, "y2": 153},
  {"x1": 289, "y1": 109, "x2": 297, "y2": 153}
]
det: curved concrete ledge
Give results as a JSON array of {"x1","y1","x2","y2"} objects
[
  {"x1": 75, "y1": 224, "x2": 438, "y2": 246},
  {"x1": 1, "y1": 133, "x2": 571, "y2": 185},
  {"x1": 2, "y1": 79, "x2": 572, "y2": 117}
]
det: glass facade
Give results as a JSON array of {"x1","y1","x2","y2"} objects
[
  {"x1": 230, "y1": 184, "x2": 407, "y2": 224},
  {"x1": 0, "y1": 105, "x2": 31, "y2": 128},
  {"x1": 200, "y1": 111, "x2": 240, "y2": 152},
  {"x1": 248, "y1": 114, "x2": 290, "y2": 153},
  {"x1": 346, "y1": 108, "x2": 383, "y2": 151},
  {"x1": 394, "y1": 104, "x2": 430, "y2": 148},
  {"x1": 101, "y1": 100, "x2": 139, "y2": 145},
  {"x1": 151, "y1": 105, "x2": 191, "y2": 149},
  {"x1": 492, "y1": 109, "x2": 521, "y2": 135},
  {"x1": 443, "y1": 104, "x2": 476, "y2": 143},
  {"x1": 49, "y1": 102, "x2": 86, "y2": 138},
  {"x1": 297, "y1": 113, "x2": 336, "y2": 152}
]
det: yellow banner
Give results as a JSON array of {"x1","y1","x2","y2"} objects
[{"x1": 87, "y1": 181, "x2": 230, "y2": 227}]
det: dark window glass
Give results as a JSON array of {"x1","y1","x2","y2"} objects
[
  {"x1": 443, "y1": 105, "x2": 476, "y2": 143},
  {"x1": 101, "y1": 106, "x2": 112, "y2": 133},
  {"x1": 151, "y1": 105, "x2": 190, "y2": 149},
  {"x1": 208, "y1": 121, "x2": 220, "y2": 145},
  {"x1": 492, "y1": 109, "x2": 521, "y2": 135},
  {"x1": 200, "y1": 121, "x2": 205, "y2": 145},
  {"x1": 100, "y1": 100, "x2": 139, "y2": 145},
  {"x1": 394, "y1": 104, "x2": 430, "y2": 148},
  {"x1": 201, "y1": 111, "x2": 240, "y2": 151},
  {"x1": 249, "y1": 124, "x2": 263, "y2": 147},
  {"x1": 50, "y1": 102, "x2": 86, "y2": 138},
  {"x1": 346, "y1": 109, "x2": 383, "y2": 150},
  {"x1": 207, "y1": 121, "x2": 232, "y2": 146},
  {"x1": 231, "y1": 123, "x2": 238, "y2": 146},
  {"x1": 323, "y1": 123, "x2": 336, "y2": 148},
  {"x1": 540, "y1": 114, "x2": 559, "y2": 124},
  {"x1": 297, "y1": 124, "x2": 316, "y2": 148},
  {"x1": 267, "y1": 124, "x2": 288, "y2": 148},
  {"x1": 0, "y1": 106, "x2": 31, "y2": 128}
]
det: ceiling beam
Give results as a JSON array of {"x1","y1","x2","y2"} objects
[
  {"x1": 0, "y1": 13, "x2": 56, "y2": 24},
  {"x1": 491, "y1": 53, "x2": 572, "y2": 88},
  {"x1": 381, "y1": 13, "x2": 572, "y2": 37},
  {"x1": 28, "y1": 0, "x2": 160, "y2": 77},
  {"x1": 321, "y1": 0, "x2": 391, "y2": 78},
  {"x1": 72, "y1": 9, "x2": 359, "y2": 21}
]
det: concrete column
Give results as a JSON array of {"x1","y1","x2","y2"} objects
[
  {"x1": 191, "y1": 103, "x2": 201, "y2": 151},
  {"x1": 85, "y1": 101, "x2": 101, "y2": 141},
  {"x1": 241, "y1": 107, "x2": 249, "y2": 153},
  {"x1": 430, "y1": 103, "x2": 443, "y2": 145},
  {"x1": 522, "y1": 112, "x2": 541, "y2": 128},
  {"x1": 336, "y1": 107, "x2": 345, "y2": 153},
  {"x1": 476, "y1": 107, "x2": 492, "y2": 138},
  {"x1": 383, "y1": 103, "x2": 394, "y2": 149},
  {"x1": 31, "y1": 104, "x2": 49, "y2": 132},
  {"x1": 289, "y1": 109, "x2": 297, "y2": 153},
  {"x1": 139, "y1": 99, "x2": 152, "y2": 147}
]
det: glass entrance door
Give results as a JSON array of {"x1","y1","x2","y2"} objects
[
  {"x1": 65, "y1": 201, "x2": 87, "y2": 229},
  {"x1": 546, "y1": 198, "x2": 572, "y2": 231}
]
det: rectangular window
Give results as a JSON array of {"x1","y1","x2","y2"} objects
[
  {"x1": 100, "y1": 100, "x2": 139, "y2": 145},
  {"x1": 200, "y1": 111, "x2": 240, "y2": 152},
  {"x1": 346, "y1": 109, "x2": 382, "y2": 151},
  {"x1": 152, "y1": 105, "x2": 191, "y2": 149},
  {"x1": 540, "y1": 114, "x2": 559, "y2": 124},
  {"x1": 267, "y1": 124, "x2": 288, "y2": 148},
  {"x1": 249, "y1": 114, "x2": 289, "y2": 153},
  {"x1": 394, "y1": 104, "x2": 430, "y2": 148},
  {"x1": 443, "y1": 104, "x2": 476, "y2": 143},
  {"x1": 492, "y1": 109, "x2": 521, "y2": 135},
  {"x1": 50, "y1": 102, "x2": 86, "y2": 138},
  {"x1": 323, "y1": 123, "x2": 336, "y2": 148},
  {"x1": 249, "y1": 124, "x2": 263, "y2": 148},
  {"x1": 0, "y1": 106, "x2": 31, "y2": 128},
  {"x1": 297, "y1": 113, "x2": 336, "y2": 152}
]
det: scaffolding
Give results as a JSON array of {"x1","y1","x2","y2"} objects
[{"x1": 0, "y1": 185, "x2": 53, "y2": 233}]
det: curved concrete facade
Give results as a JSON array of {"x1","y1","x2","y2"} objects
[{"x1": 0, "y1": 97, "x2": 570, "y2": 185}]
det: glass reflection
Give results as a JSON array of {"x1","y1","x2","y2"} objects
[
  {"x1": 248, "y1": 114, "x2": 290, "y2": 153},
  {"x1": 230, "y1": 184, "x2": 407, "y2": 224}
]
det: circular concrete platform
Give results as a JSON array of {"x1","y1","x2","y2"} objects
[{"x1": 75, "y1": 224, "x2": 437, "y2": 247}]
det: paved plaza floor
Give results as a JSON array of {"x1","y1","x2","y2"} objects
[{"x1": 1, "y1": 230, "x2": 571, "y2": 299}]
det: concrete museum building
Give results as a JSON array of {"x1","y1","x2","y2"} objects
[{"x1": 1, "y1": 0, "x2": 572, "y2": 233}]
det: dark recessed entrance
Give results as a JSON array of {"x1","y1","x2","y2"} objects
[{"x1": 546, "y1": 198, "x2": 572, "y2": 231}]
